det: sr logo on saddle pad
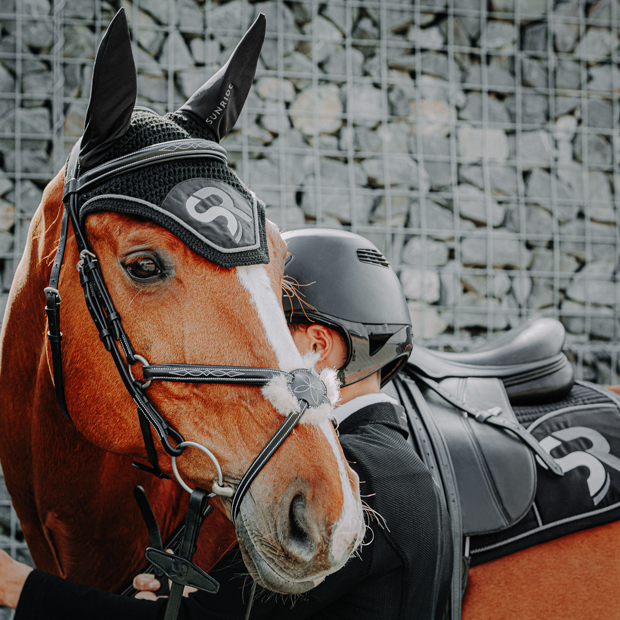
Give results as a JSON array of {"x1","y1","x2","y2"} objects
[{"x1": 162, "y1": 178, "x2": 260, "y2": 253}]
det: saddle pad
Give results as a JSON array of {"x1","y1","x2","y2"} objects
[
  {"x1": 412, "y1": 376, "x2": 537, "y2": 536},
  {"x1": 469, "y1": 381, "x2": 620, "y2": 565}
]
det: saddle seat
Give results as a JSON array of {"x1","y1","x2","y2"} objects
[{"x1": 407, "y1": 318, "x2": 574, "y2": 405}]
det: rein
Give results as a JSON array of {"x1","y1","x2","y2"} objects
[{"x1": 44, "y1": 138, "x2": 334, "y2": 615}]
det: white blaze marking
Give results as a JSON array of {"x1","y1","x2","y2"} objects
[
  {"x1": 320, "y1": 419, "x2": 363, "y2": 563},
  {"x1": 236, "y1": 264, "x2": 304, "y2": 372}
]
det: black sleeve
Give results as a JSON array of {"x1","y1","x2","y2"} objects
[{"x1": 15, "y1": 570, "x2": 165, "y2": 620}]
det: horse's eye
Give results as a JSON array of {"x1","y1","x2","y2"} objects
[{"x1": 125, "y1": 256, "x2": 162, "y2": 281}]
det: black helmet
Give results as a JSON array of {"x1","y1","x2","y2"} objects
[{"x1": 282, "y1": 229, "x2": 412, "y2": 387}]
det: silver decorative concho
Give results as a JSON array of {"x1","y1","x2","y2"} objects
[{"x1": 288, "y1": 369, "x2": 330, "y2": 409}]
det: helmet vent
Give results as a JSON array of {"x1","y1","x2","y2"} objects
[{"x1": 356, "y1": 248, "x2": 390, "y2": 268}]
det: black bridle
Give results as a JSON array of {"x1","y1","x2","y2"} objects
[{"x1": 45, "y1": 137, "x2": 332, "y2": 527}]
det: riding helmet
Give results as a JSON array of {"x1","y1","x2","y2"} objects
[{"x1": 282, "y1": 229, "x2": 412, "y2": 387}]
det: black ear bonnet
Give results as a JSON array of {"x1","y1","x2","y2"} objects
[
  {"x1": 77, "y1": 110, "x2": 269, "y2": 268},
  {"x1": 70, "y1": 9, "x2": 269, "y2": 269}
]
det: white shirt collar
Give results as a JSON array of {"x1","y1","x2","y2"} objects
[{"x1": 334, "y1": 393, "x2": 399, "y2": 426}]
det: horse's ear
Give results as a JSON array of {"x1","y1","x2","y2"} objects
[
  {"x1": 79, "y1": 8, "x2": 136, "y2": 171},
  {"x1": 177, "y1": 13, "x2": 266, "y2": 142}
]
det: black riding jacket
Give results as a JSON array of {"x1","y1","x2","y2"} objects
[{"x1": 16, "y1": 401, "x2": 452, "y2": 620}]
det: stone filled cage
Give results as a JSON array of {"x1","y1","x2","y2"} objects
[{"x1": 0, "y1": 0, "x2": 619, "y2": 587}]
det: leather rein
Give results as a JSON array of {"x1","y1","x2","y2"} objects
[{"x1": 44, "y1": 137, "x2": 332, "y2": 526}]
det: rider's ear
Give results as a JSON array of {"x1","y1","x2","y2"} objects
[
  {"x1": 79, "y1": 8, "x2": 137, "y2": 171},
  {"x1": 176, "y1": 13, "x2": 266, "y2": 142}
]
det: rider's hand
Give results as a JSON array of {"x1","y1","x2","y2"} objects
[
  {"x1": 133, "y1": 551, "x2": 197, "y2": 600},
  {"x1": 0, "y1": 549, "x2": 33, "y2": 608}
]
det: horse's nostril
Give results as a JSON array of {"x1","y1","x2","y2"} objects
[{"x1": 283, "y1": 494, "x2": 316, "y2": 562}]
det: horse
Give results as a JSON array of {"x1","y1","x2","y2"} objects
[{"x1": 0, "y1": 11, "x2": 364, "y2": 595}]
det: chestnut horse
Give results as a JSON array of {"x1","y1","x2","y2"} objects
[{"x1": 0, "y1": 12, "x2": 363, "y2": 594}]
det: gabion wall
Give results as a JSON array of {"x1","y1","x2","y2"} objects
[{"x1": 0, "y1": 0, "x2": 619, "y2": 598}]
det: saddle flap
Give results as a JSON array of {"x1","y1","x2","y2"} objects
[{"x1": 422, "y1": 377, "x2": 537, "y2": 536}]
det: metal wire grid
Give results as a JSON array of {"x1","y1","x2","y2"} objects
[{"x1": 0, "y1": 0, "x2": 619, "y2": 570}]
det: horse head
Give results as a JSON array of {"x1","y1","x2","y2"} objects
[{"x1": 33, "y1": 10, "x2": 363, "y2": 594}]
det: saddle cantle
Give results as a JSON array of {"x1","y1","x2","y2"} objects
[{"x1": 408, "y1": 318, "x2": 574, "y2": 405}]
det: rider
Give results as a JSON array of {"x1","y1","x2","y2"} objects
[{"x1": 0, "y1": 229, "x2": 453, "y2": 619}]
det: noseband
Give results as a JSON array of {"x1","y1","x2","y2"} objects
[{"x1": 45, "y1": 138, "x2": 332, "y2": 525}]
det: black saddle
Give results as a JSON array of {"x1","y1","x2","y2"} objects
[
  {"x1": 389, "y1": 318, "x2": 575, "y2": 619},
  {"x1": 408, "y1": 318, "x2": 574, "y2": 405}
]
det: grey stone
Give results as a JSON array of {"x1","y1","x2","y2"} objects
[
  {"x1": 528, "y1": 279, "x2": 556, "y2": 309},
  {"x1": 567, "y1": 259, "x2": 617, "y2": 306},
  {"x1": 421, "y1": 135, "x2": 452, "y2": 190},
  {"x1": 178, "y1": 0, "x2": 204, "y2": 32},
  {"x1": 457, "y1": 126, "x2": 509, "y2": 163},
  {"x1": 589, "y1": 0, "x2": 620, "y2": 23},
  {"x1": 410, "y1": 199, "x2": 476, "y2": 240},
  {"x1": 555, "y1": 97, "x2": 580, "y2": 116},
  {"x1": 408, "y1": 301, "x2": 448, "y2": 338},
  {"x1": 137, "y1": 0, "x2": 170, "y2": 24},
  {"x1": 189, "y1": 38, "x2": 220, "y2": 65},
  {"x1": 530, "y1": 248, "x2": 580, "y2": 275},
  {"x1": 290, "y1": 84, "x2": 342, "y2": 136},
  {"x1": 409, "y1": 99, "x2": 451, "y2": 136},
  {"x1": 459, "y1": 165, "x2": 518, "y2": 197},
  {"x1": 439, "y1": 261, "x2": 461, "y2": 306},
  {"x1": 420, "y1": 51, "x2": 449, "y2": 80},
  {"x1": 0, "y1": 231, "x2": 13, "y2": 255},
  {"x1": 490, "y1": 0, "x2": 547, "y2": 17},
  {"x1": 246, "y1": 158, "x2": 294, "y2": 207},
  {"x1": 419, "y1": 75, "x2": 464, "y2": 106},
  {"x1": 406, "y1": 25, "x2": 445, "y2": 49},
  {"x1": 461, "y1": 230, "x2": 532, "y2": 268},
  {"x1": 586, "y1": 171, "x2": 615, "y2": 223},
  {"x1": 386, "y1": 53, "x2": 418, "y2": 73},
  {"x1": 256, "y1": 78, "x2": 295, "y2": 103},
  {"x1": 587, "y1": 99, "x2": 615, "y2": 129},
  {"x1": 459, "y1": 93, "x2": 511, "y2": 124},
  {"x1": 400, "y1": 268, "x2": 441, "y2": 303},
  {"x1": 4, "y1": 149, "x2": 50, "y2": 174},
  {"x1": 523, "y1": 22, "x2": 547, "y2": 51},
  {"x1": 323, "y1": 47, "x2": 364, "y2": 78},
  {"x1": 523, "y1": 205, "x2": 554, "y2": 242},
  {"x1": 283, "y1": 52, "x2": 314, "y2": 89},
  {"x1": 208, "y1": 0, "x2": 253, "y2": 41},
  {"x1": 1, "y1": 107, "x2": 50, "y2": 134},
  {"x1": 505, "y1": 92, "x2": 548, "y2": 124},
  {"x1": 0, "y1": 172, "x2": 14, "y2": 198},
  {"x1": 370, "y1": 194, "x2": 411, "y2": 226},
  {"x1": 0, "y1": 63, "x2": 14, "y2": 95},
  {"x1": 453, "y1": 184, "x2": 505, "y2": 226},
  {"x1": 159, "y1": 31, "x2": 194, "y2": 69},
  {"x1": 461, "y1": 271, "x2": 512, "y2": 299},
  {"x1": 552, "y1": 0, "x2": 581, "y2": 52},
  {"x1": 345, "y1": 83, "x2": 386, "y2": 128},
  {"x1": 0, "y1": 200, "x2": 14, "y2": 233},
  {"x1": 518, "y1": 130, "x2": 554, "y2": 169},
  {"x1": 352, "y1": 17, "x2": 379, "y2": 41},
  {"x1": 265, "y1": 206, "x2": 305, "y2": 229},
  {"x1": 63, "y1": 0, "x2": 95, "y2": 19},
  {"x1": 574, "y1": 133, "x2": 612, "y2": 166},
  {"x1": 21, "y1": 70, "x2": 53, "y2": 107},
  {"x1": 588, "y1": 64, "x2": 620, "y2": 94},
  {"x1": 178, "y1": 68, "x2": 209, "y2": 99},
  {"x1": 402, "y1": 237, "x2": 449, "y2": 267},
  {"x1": 522, "y1": 58, "x2": 548, "y2": 88},
  {"x1": 302, "y1": 16, "x2": 342, "y2": 64},
  {"x1": 322, "y1": 3, "x2": 348, "y2": 33},
  {"x1": 575, "y1": 28, "x2": 612, "y2": 62},
  {"x1": 375, "y1": 122, "x2": 411, "y2": 154},
  {"x1": 562, "y1": 300, "x2": 619, "y2": 340},
  {"x1": 129, "y1": 11, "x2": 165, "y2": 56},
  {"x1": 525, "y1": 169, "x2": 578, "y2": 223},
  {"x1": 137, "y1": 69, "x2": 167, "y2": 103},
  {"x1": 362, "y1": 154, "x2": 429, "y2": 189},
  {"x1": 6, "y1": 180, "x2": 42, "y2": 215},
  {"x1": 453, "y1": 0, "x2": 482, "y2": 40},
  {"x1": 261, "y1": 100, "x2": 289, "y2": 134},
  {"x1": 556, "y1": 59, "x2": 581, "y2": 90},
  {"x1": 448, "y1": 292, "x2": 508, "y2": 331},
  {"x1": 511, "y1": 274, "x2": 533, "y2": 306},
  {"x1": 464, "y1": 63, "x2": 514, "y2": 89},
  {"x1": 560, "y1": 218, "x2": 617, "y2": 262},
  {"x1": 243, "y1": 124, "x2": 274, "y2": 146},
  {"x1": 340, "y1": 126, "x2": 380, "y2": 154},
  {"x1": 301, "y1": 159, "x2": 373, "y2": 224},
  {"x1": 63, "y1": 24, "x2": 97, "y2": 58},
  {"x1": 483, "y1": 21, "x2": 515, "y2": 49}
]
